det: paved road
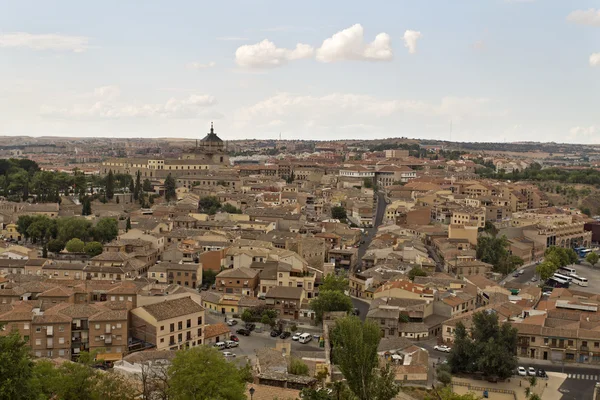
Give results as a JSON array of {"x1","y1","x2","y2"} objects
[
  {"x1": 502, "y1": 262, "x2": 539, "y2": 287},
  {"x1": 351, "y1": 297, "x2": 370, "y2": 321},
  {"x1": 355, "y1": 192, "x2": 387, "y2": 273}
]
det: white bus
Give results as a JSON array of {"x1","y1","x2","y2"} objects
[
  {"x1": 570, "y1": 274, "x2": 588, "y2": 287},
  {"x1": 298, "y1": 333, "x2": 312, "y2": 344},
  {"x1": 548, "y1": 276, "x2": 570, "y2": 288},
  {"x1": 553, "y1": 273, "x2": 572, "y2": 282},
  {"x1": 559, "y1": 266, "x2": 576, "y2": 276}
]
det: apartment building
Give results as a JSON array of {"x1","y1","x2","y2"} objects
[
  {"x1": 451, "y1": 207, "x2": 485, "y2": 229},
  {"x1": 215, "y1": 267, "x2": 259, "y2": 296},
  {"x1": 148, "y1": 262, "x2": 203, "y2": 289},
  {"x1": 130, "y1": 296, "x2": 205, "y2": 351},
  {"x1": 253, "y1": 261, "x2": 316, "y2": 299}
]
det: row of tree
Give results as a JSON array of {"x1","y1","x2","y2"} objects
[
  {"x1": 0, "y1": 329, "x2": 252, "y2": 400},
  {"x1": 16, "y1": 215, "x2": 118, "y2": 256},
  {"x1": 198, "y1": 196, "x2": 241, "y2": 215},
  {"x1": 479, "y1": 163, "x2": 600, "y2": 186},
  {"x1": 476, "y1": 234, "x2": 524, "y2": 275},
  {"x1": 535, "y1": 246, "x2": 579, "y2": 280}
]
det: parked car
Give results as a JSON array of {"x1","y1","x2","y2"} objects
[
  {"x1": 352, "y1": 308, "x2": 360, "y2": 316},
  {"x1": 531, "y1": 276, "x2": 538, "y2": 282},
  {"x1": 537, "y1": 369, "x2": 547, "y2": 378},
  {"x1": 542, "y1": 291, "x2": 552, "y2": 297},
  {"x1": 222, "y1": 351, "x2": 236, "y2": 358},
  {"x1": 245, "y1": 323, "x2": 256, "y2": 331},
  {"x1": 434, "y1": 345, "x2": 451, "y2": 353},
  {"x1": 519, "y1": 269, "x2": 525, "y2": 275},
  {"x1": 513, "y1": 272, "x2": 520, "y2": 278},
  {"x1": 517, "y1": 367, "x2": 527, "y2": 376},
  {"x1": 236, "y1": 328, "x2": 251, "y2": 336},
  {"x1": 229, "y1": 335, "x2": 239, "y2": 342},
  {"x1": 280, "y1": 331, "x2": 291, "y2": 339},
  {"x1": 528, "y1": 367, "x2": 536, "y2": 376},
  {"x1": 292, "y1": 333, "x2": 301, "y2": 341},
  {"x1": 226, "y1": 319, "x2": 238, "y2": 326},
  {"x1": 312, "y1": 334, "x2": 321, "y2": 339},
  {"x1": 270, "y1": 330, "x2": 282, "y2": 337},
  {"x1": 225, "y1": 340, "x2": 238, "y2": 348}
]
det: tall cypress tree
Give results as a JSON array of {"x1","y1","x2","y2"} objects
[
  {"x1": 134, "y1": 171, "x2": 141, "y2": 201},
  {"x1": 106, "y1": 170, "x2": 115, "y2": 200},
  {"x1": 164, "y1": 174, "x2": 176, "y2": 203}
]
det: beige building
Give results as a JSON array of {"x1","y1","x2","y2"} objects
[{"x1": 130, "y1": 296, "x2": 205, "y2": 351}]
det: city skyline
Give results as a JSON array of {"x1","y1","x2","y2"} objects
[{"x1": 1, "y1": 0, "x2": 599, "y2": 143}]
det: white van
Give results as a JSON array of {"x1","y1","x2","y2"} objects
[
  {"x1": 214, "y1": 342, "x2": 226, "y2": 350},
  {"x1": 298, "y1": 333, "x2": 312, "y2": 344},
  {"x1": 225, "y1": 340, "x2": 238, "y2": 348}
]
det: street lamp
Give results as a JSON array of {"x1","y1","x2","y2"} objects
[{"x1": 249, "y1": 387, "x2": 255, "y2": 400}]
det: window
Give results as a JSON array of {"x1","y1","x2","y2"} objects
[
  {"x1": 197, "y1": 328, "x2": 202, "y2": 336},
  {"x1": 160, "y1": 338, "x2": 164, "y2": 343},
  {"x1": 595, "y1": 342, "x2": 599, "y2": 348},
  {"x1": 161, "y1": 326, "x2": 165, "y2": 331},
  {"x1": 568, "y1": 340, "x2": 574, "y2": 346},
  {"x1": 187, "y1": 319, "x2": 191, "y2": 328},
  {"x1": 24, "y1": 323, "x2": 29, "y2": 330},
  {"x1": 59, "y1": 337, "x2": 65, "y2": 344},
  {"x1": 531, "y1": 337, "x2": 535, "y2": 343},
  {"x1": 35, "y1": 339, "x2": 41, "y2": 346},
  {"x1": 178, "y1": 333, "x2": 182, "y2": 342},
  {"x1": 170, "y1": 323, "x2": 175, "y2": 332},
  {"x1": 35, "y1": 351, "x2": 41, "y2": 357},
  {"x1": 116, "y1": 323, "x2": 121, "y2": 329},
  {"x1": 58, "y1": 325, "x2": 64, "y2": 332},
  {"x1": 178, "y1": 321, "x2": 183, "y2": 330},
  {"x1": 95, "y1": 324, "x2": 100, "y2": 330},
  {"x1": 36, "y1": 327, "x2": 41, "y2": 333},
  {"x1": 197, "y1": 317, "x2": 202, "y2": 325},
  {"x1": 59, "y1": 349, "x2": 65, "y2": 356}
]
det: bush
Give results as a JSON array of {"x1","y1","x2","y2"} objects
[
  {"x1": 47, "y1": 239, "x2": 65, "y2": 253},
  {"x1": 288, "y1": 357, "x2": 310, "y2": 376},
  {"x1": 65, "y1": 238, "x2": 85, "y2": 253}
]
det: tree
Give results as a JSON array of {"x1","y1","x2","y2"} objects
[
  {"x1": 363, "y1": 178, "x2": 373, "y2": 189},
  {"x1": 288, "y1": 357, "x2": 310, "y2": 376},
  {"x1": 430, "y1": 387, "x2": 481, "y2": 400},
  {"x1": 47, "y1": 239, "x2": 65, "y2": 253},
  {"x1": 199, "y1": 196, "x2": 221, "y2": 213},
  {"x1": 0, "y1": 330, "x2": 37, "y2": 400},
  {"x1": 93, "y1": 218, "x2": 118, "y2": 243},
  {"x1": 125, "y1": 216, "x2": 131, "y2": 232},
  {"x1": 408, "y1": 267, "x2": 427, "y2": 281},
  {"x1": 134, "y1": 171, "x2": 141, "y2": 201},
  {"x1": 106, "y1": 170, "x2": 115, "y2": 200},
  {"x1": 221, "y1": 203, "x2": 242, "y2": 214},
  {"x1": 331, "y1": 206, "x2": 347, "y2": 220},
  {"x1": 320, "y1": 274, "x2": 348, "y2": 292},
  {"x1": 330, "y1": 317, "x2": 400, "y2": 400},
  {"x1": 536, "y1": 260, "x2": 558, "y2": 281},
  {"x1": 310, "y1": 290, "x2": 353, "y2": 323},
  {"x1": 202, "y1": 269, "x2": 217, "y2": 286},
  {"x1": 84, "y1": 241, "x2": 103, "y2": 257},
  {"x1": 142, "y1": 179, "x2": 153, "y2": 192},
  {"x1": 57, "y1": 217, "x2": 93, "y2": 243},
  {"x1": 81, "y1": 196, "x2": 92, "y2": 216},
  {"x1": 66, "y1": 238, "x2": 85, "y2": 253},
  {"x1": 300, "y1": 388, "x2": 334, "y2": 400},
  {"x1": 164, "y1": 174, "x2": 176, "y2": 203},
  {"x1": 448, "y1": 311, "x2": 517, "y2": 380},
  {"x1": 586, "y1": 252, "x2": 599, "y2": 267},
  {"x1": 26, "y1": 215, "x2": 56, "y2": 246},
  {"x1": 167, "y1": 346, "x2": 246, "y2": 400},
  {"x1": 483, "y1": 221, "x2": 499, "y2": 236},
  {"x1": 241, "y1": 309, "x2": 254, "y2": 323},
  {"x1": 16, "y1": 215, "x2": 34, "y2": 240},
  {"x1": 92, "y1": 370, "x2": 140, "y2": 400}
]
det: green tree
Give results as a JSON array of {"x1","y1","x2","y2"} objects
[
  {"x1": 300, "y1": 388, "x2": 334, "y2": 400},
  {"x1": 221, "y1": 203, "x2": 242, "y2": 214},
  {"x1": 84, "y1": 241, "x2": 104, "y2": 257},
  {"x1": 288, "y1": 357, "x2": 310, "y2": 376},
  {"x1": 408, "y1": 267, "x2": 428, "y2": 281},
  {"x1": 66, "y1": 238, "x2": 85, "y2": 253},
  {"x1": 164, "y1": 174, "x2": 177, "y2": 203},
  {"x1": 199, "y1": 196, "x2": 221, "y2": 213},
  {"x1": 92, "y1": 370, "x2": 140, "y2": 400},
  {"x1": 16, "y1": 215, "x2": 34, "y2": 240},
  {"x1": 82, "y1": 196, "x2": 92, "y2": 216},
  {"x1": 0, "y1": 330, "x2": 37, "y2": 400},
  {"x1": 167, "y1": 346, "x2": 246, "y2": 400},
  {"x1": 310, "y1": 290, "x2": 353, "y2": 323},
  {"x1": 106, "y1": 170, "x2": 115, "y2": 200},
  {"x1": 320, "y1": 274, "x2": 348, "y2": 292},
  {"x1": 363, "y1": 178, "x2": 373, "y2": 189},
  {"x1": 429, "y1": 387, "x2": 480, "y2": 400},
  {"x1": 448, "y1": 311, "x2": 517, "y2": 380},
  {"x1": 483, "y1": 221, "x2": 499, "y2": 236},
  {"x1": 125, "y1": 216, "x2": 131, "y2": 232},
  {"x1": 536, "y1": 260, "x2": 558, "y2": 281},
  {"x1": 134, "y1": 171, "x2": 141, "y2": 201},
  {"x1": 202, "y1": 269, "x2": 217, "y2": 286},
  {"x1": 142, "y1": 178, "x2": 153, "y2": 192},
  {"x1": 330, "y1": 317, "x2": 400, "y2": 400},
  {"x1": 57, "y1": 217, "x2": 93, "y2": 243},
  {"x1": 331, "y1": 206, "x2": 347, "y2": 220},
  {"x1": 47, "y1": 239, "x2": 65, "y2": 253},
  {"x1": 26, "y1": 216, "x2": 56, "y2": 246},
  {"x1": 586, "y1": 252, "x2": 599, "y2": 267},
  {"x1": 93, "y1": 218, "x2": 118, "y2": 243},
  {"x1": 241, "y1": 309, "x2": 254, "y2": 323}
]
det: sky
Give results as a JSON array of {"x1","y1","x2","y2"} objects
[{"x1": 0, "y1": 0, "x2": 599, "y2": 143}]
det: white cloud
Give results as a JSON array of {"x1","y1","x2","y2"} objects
[
  {"x1": 234, "y1": 92, "x2": 500, "y2": 132},
  {"x1": 235, "y1": 39, "x2": 313, "y2": 68},
  {"x1": 41, "y1": 86, "x2": 217, "y2": 119},
  {"x1": 0, "y1": 32, "x2": 89, "y2": 52},
  {"x1": 403, "y1": 30, "x2": 422, "y2": 54},
  {"x1": 315, "y1": 24, "x2": 392, "y2": 62},
  {"x1": 567, "y1": 9, "x2": 600, "y2": 27},
  {"x1": 186, "y1": 61, "x2": 216, "y2": 70},
  {"x1": 590, "y1": 53, "x2": 600, "y2": 67},
  {"x1": 568, "y1": 126, "x2": 599, "y2": 143}
]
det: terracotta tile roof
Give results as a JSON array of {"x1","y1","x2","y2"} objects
[
  {"x1": 203, "y1": 322, "x2": 230, "y2": 339},
  {"x1": 139, "y1": 296, "x2": 204, "y2": 321}
]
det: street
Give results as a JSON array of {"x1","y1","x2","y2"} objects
[
  {"x1": 351, "y1": 297, "x2": 370, "y2": 321},
  {"x1": 355, "y1": 191, "x2": 387, "y2": 273},
  {"x1": 503, "y1": 262, "x2": 538, "y2": 286}
]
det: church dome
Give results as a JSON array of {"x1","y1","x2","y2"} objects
[{"x1": 200, "y1": 122, "x2": 223, "y2": 143}]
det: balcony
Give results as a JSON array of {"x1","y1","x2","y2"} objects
[
  {"x1": 169, "y1": 341, "x2": 176, "y2": 347},
  {"x1": 104, "y1": 337, "x2": 112, "y2": 344},
  {"x1": 581, "y1": 346, "x2": 589, "y2": 352},
  {"x1": 71, "y1": 322, "x2": 89, "y2": 331}
]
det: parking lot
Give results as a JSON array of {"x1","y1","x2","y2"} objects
[
  {"x1": 205, "y1": 314, "x2": 325, "y2": 365},
  {"x1": 558, "y1": 263, "x2": 600, "y2": 294}
]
